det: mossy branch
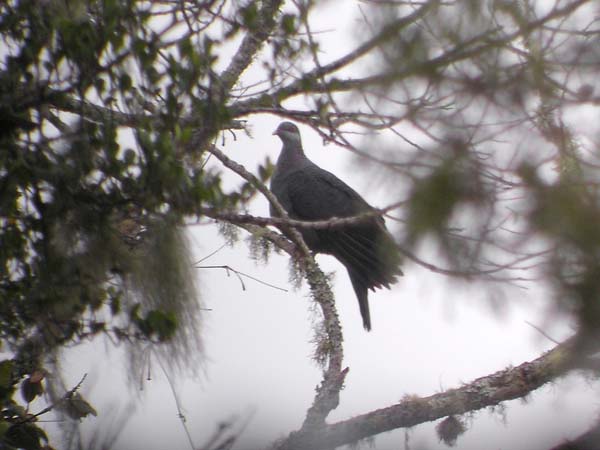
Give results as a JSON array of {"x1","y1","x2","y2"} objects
[
  {"x1": 274, "y1": 336, "x2": 591, "y2": 450},
  {"x1": 204, "y1": 146, "x2": 346, "y2": 428}
]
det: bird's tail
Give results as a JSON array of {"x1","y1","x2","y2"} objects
[{"x1": 348, "y1": 270, "x2": 371, "y2": 331}]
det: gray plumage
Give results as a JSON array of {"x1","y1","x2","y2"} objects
[{"x1": 270, "y1": 121, "x2": 402, "y2": 331}]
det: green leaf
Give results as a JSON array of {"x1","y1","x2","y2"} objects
[
  {"x1": 129, "y1": 303, "x2": 141, "y2": 322},
  {"x1": 258, "y1": 159, "x2": 274, "y2": 182},
  {"x1": 406, "y1": 162, "x2": 461, "y2": 240},
  {"x1": 119, "y1": 73, "x2": 132, "y2": 91},
  {"x1": 94, "y1": 77, "x2": 105, "y2": 93},
  {"x1": 178, "y1": 37, "x2": 194, "y2": 58},
  {"x1": 240, "y1": 3, "x2": 258, "y2": 28},
  {"x1": 5, "y1": 423, "x2": 46, "y2": 450},
  {"x1": 177, "y1": 126, "x2": 193, "y2": 145},
  {"x1": 0, "y1": 421, "x2": 10, "y2": 439},
  {"x1": 281, "y1": 14, "x2": 296, "y2": 35},
  {"x1": 145, "y1": 310, "x2": 177, "y2": 342},
  {"x1": 109, "y1": 290, "x2": 121, "y2": 314},
  {"x1": 0, "y1": 360, "x2": 14, "y2": 388}
]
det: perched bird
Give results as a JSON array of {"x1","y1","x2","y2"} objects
[{"x1": 270, "y1": 121, "x2": 402, "y2": 330}]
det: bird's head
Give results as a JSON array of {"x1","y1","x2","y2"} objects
[{"x1": 273, "y1": 121, "x2": 302, "y2": 146}]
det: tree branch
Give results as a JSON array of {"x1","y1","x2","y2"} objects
[
  {"x1": 50, "y1": 92, "x2": 150, "y2": 127},
  {"x1": 231, "y1": 0, "x2": 591, "y2": 116},
  {"x1": 302, "y1": 0, "x2": 433, "y2": 79},
  {"x1": 48, "y1": 90, "x2": 247, "y2": 131},
  {"x1": 202, "y1": 207, "x2": 398, "y2": 230},
  {"x1": 203, "y1": 146, "x2": 347, "y2": 427},
  {"x1": 275, "y1": 337, "x2": 591, "y2": 449},
  {"x1": 219, "y1": 0, "x2": 284, "y2": 93}
]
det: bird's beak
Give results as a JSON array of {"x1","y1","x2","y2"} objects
[{"x1": 272, "y1": 129, "x2": 279, "y2": 136}]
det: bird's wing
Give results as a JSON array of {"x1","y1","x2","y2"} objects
[
  {"x1": 283, "y1": 164, "x2": 401, "y2": 280},
  {"x1": 283, "y1": 165, "x2": 372, "y2": 220}
]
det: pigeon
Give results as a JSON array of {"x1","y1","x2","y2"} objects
[{"x1": 270, "y1": 121, "x2": 402, "y2": 330}]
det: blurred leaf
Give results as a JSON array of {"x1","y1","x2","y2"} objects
[
  {"x1": 406, "y1": 161, "x2": 462, "y2": 241},
  {"x1": 129, "y1": 303, "x2": 142, "y2": 322},
  {"x1": 280, "y1": 13, "x2": 296, "y2": 35},
  {"x1": 5, "y1": 423, "x2": 47, "y2": 450},
  {"x1": 29, "y1": 370, "x2": 45, "y2": 384},
  {"x1": 21, "y1": 378, "x2": 43, "y2": 403},
  {"x1": 0, "y1": 420, "x2": 10, "y2": 439},
  {"x1": 5, "y1": 404, "x2": 27, "y2": 420},
  {"x1": 258, "y1": 158, "x2": 274, "y2": 182},
  {"x1": 144, "y1": 310, "x2": 178, "y2": 342},
  {"x1": 0, "y1": 361, "x2": 14, "y2": 388},
  {"x1": 119, "y1": 73, "x2": 132, "y2": 91},
  {"x1": 240, "y1": 3, "x2": 258, "y2": 28},
  {"x1": 63, "y1": 393, "x2": 97, "y2": 420}
]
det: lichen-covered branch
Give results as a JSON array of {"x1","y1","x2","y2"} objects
[
  {"x1": 204, "y1": 145, "x2": 297, "y2": 232},
  {"x1": 299, "y1": 260, "x2": 345, "y2": 428},
  {"x1": 275, "y1": 337, "x2": 587, "y2": 450},
  {"x1": 204, "y1": 208, "x2": 545, "y2": 281},
  {"x1": 47, "y1": 90, "x2": 247, "y2": 131},
  {"x1": 219, "y1": 0, "x2": 284, "y2": 93},
  {"x1": 204, "y1": 145, "x2": 347, "y2": 427},
  {"x1": 202, "y1": 207, "x2": 397, "y2": 230}
]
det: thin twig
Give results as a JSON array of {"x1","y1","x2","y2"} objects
[
  {"x1": 525, "y1": 320, "x2": 561, "y2": 345},
  {"x1": 29, "y1": 373, "x2": 88, "y2": 421},
  {"x1": 196, "y1": 264, "x2": 288, "y2": 292},
  {"x1": 155, "y1": 355, "x2": 196, "y2": 450},
  {"x1": 193, "y1": 243, "x2": 228, "y2": 264}
]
